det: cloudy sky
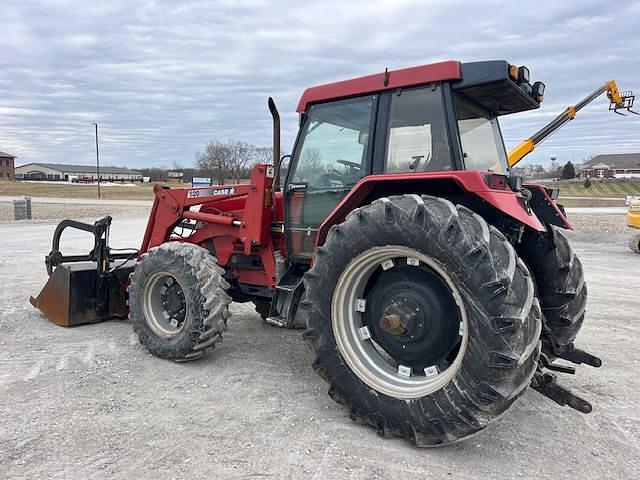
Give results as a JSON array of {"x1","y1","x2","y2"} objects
[{"x1": 1, "y1": 0, "x2": 639, "y2": 169}]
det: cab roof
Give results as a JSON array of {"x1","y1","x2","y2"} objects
[{"x1": 296, "y1": 60, "x2": 462, "y2": 112}]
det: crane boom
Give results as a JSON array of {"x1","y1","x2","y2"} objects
[{"x1": 508, "y1": 80, "x2": 637, "y2": 167}]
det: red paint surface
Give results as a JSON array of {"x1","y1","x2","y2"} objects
[
  {"x1": 139, "y1": 164, "x2": 279, "y2": 289},
  {"x1": 296, "y1": 60, "x2": 462, "y2": 112},
  {"x1": 316, "y1": 171, "x2": 545, "y2": 247}
]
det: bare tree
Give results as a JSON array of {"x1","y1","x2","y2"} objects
[
  {"x1": 197, "y1": 140, "x2": 232, "y2": 186},
  {"x1": 296, "y1": 148, "x2": 324, "y2": 182},
  {"x1": 253, "y1": 146, "x2": 273, "y2": 165},
  {"x1": 226, "y1": 141, "x2": 255, "y2": 184},
  {"x1": 197, "y1": 141, "x2": 280, "y2": 184}
]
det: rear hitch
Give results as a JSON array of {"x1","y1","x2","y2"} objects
[
  {"x1": 539, "y1": 353, "x2": 576, "y2": 375},
  {"x1": 531, "y1": 371, "x2": 592, "y2": 414},
  {"x1": 556, "y1": 343, "x2": 602, "y2": 368}
]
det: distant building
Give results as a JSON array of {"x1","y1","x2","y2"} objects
[
  {"x1": 0, "y1": 151, "x2": 16, "y2": 181},
  {"x1": 14, "y1": 163, "x2": 143, "y2": 182},
  {"x1": 167, "y1": 170, "x2": 184, "y2": 184},
  {"x1": 582, "y1": 154, "x2": 640, "y2": 179}
]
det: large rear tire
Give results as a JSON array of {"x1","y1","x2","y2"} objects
[
  {"x1": 300, "y1": 195, "x2": 542, "y2": 446},
  {"x1": 518, "y1": 227, "x2": 586, "y2": 355},
  {"x1": 128, "y1": 242, "x2": 232, "y2": 361}
]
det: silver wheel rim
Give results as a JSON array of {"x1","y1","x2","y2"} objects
[
  {"x1": 331, "y1": 246, "x2": 468, "y2": 399},
  {"x1": 142, "y1": 271, "x2": 188, "y2": 338}
]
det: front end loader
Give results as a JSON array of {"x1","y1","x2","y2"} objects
[
  {"x1": 30, "y1": 216, "x2": 137, "y2": 326},
  {"x1": 31, "y1": 60, "x2": 634, "y2": 446}
]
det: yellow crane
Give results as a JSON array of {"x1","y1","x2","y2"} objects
[{"x1": 508, "y1": 80, "x2": 637, "y2": 167}]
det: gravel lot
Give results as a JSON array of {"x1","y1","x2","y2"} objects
[
  {"x1": 1, "y1": 211, "x2": 639, "y2": 479},
  {"x1": 0, "y1": 201, "x2": 149, "y2": 222},
  {"x1": 569, "y1": 213, "x2": 634, "y2": 234}
]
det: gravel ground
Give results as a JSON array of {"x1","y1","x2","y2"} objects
[
  {"x1": 568, "y1": 213, "x2": 634, "y2": 234},
  {"x1": 0, "y1": 202, "x2": 150, "y2": 222},
  {"x1": 1, "y1": 213, "x2": 639, "y2": 479}
]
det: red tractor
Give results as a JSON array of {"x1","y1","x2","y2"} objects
[{"x1": 33, "y1": 60, "x2": 615, "y2": 446}]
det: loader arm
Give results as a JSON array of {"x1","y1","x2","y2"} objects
[{"x1": 508, "y1": 80, "x2": 637, "y2": 167}]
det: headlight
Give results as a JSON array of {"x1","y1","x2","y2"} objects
[
  {"x1": 532, "y1": 81, "x2": 545, "y2": 101},
  {"x1": 518, "y1": 66, "x2": 530, "y2": 83}
]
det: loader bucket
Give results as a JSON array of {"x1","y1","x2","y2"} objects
[
  {"x1": 31, "y1": 263, "x2": 105, "y2": 326},
  {"x1": 30, "y1": 217, "x2": 137, "y2": 327}
]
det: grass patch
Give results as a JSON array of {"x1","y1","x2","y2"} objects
[
  {"x1": 552, "y1": 179, "x2": 640, "y2": 198},
  {"x1": 0, "y1": 181, "x2": 155, "y2": 200}
]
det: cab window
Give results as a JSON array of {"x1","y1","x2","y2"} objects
[
  {"x1": 292, "y1": 96, "x2": 375, "y2": 188},
  {"x1": 385, "y1": 85, "x2": 452, "y2": 173},
  {"x1": 454, "y1": 94, "x2": 508, "y2": 173},
  {"x1": 286, "y1": 95, "x2": 375, "y2": 260}
]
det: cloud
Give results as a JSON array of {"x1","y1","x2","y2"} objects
[{"x1": 0, "y1": 0, "x2": 638, "y2": 168}]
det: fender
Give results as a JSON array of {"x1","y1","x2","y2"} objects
[
  {"x1": 316, "y1": 171, "x2": 546, "y2": 247},
  {"x1": 524, "y1": 183, "x2": 572, "y2": 229}
]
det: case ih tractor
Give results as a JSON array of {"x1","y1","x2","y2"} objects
[{"x1": 32, "y1": 60, "x2": 636, "y2": 446}]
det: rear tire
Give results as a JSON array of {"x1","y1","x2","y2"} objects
[
  {"x1": 128, "y1": 242, "x2": 232, "y2": 361},
  {"x1": 300, "y1": 195, "x2": 541, "y2": 446},
  {"x1": 518, "y1": 227, "x2": 586, "y2": 355}
]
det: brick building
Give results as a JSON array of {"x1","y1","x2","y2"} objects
[
  {"x1": 0, "y1": 151, "x2": 16, "y2": 181},
  {"x1": 582, "y1": 153, "x2": 640, "y2": 179}
]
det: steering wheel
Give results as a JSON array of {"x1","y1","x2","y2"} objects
[{"x1": 336, "y1": 159, "x2": 361, "y2": 171}]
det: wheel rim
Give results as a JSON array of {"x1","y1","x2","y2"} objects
[
  {"x1": 142, "y1": 271, "x2": 188, "y2": 338},
  {"x1": 331, "y1": 246, "x2": 468, "y2": 399}
]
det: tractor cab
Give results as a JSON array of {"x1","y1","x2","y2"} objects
[{"x1": 284, "y1": 60, "x2": 543, "y2": 260}]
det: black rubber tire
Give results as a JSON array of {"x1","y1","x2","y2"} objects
[
  {"x1": 629, "y1": 233, "x2": 640, "y2": 254},
  {"x1": 128, "y1": 242, "x2": 232, "y2": 361},
  {"x1": 300, "y1": 195, "x2": 542, "y2": 447},
  {"x1": 253, "y1": 301, "x2": 271, "y2": 320},
  {"x1": 518, "y1": 226, "x2": 586, "y2": 354}
]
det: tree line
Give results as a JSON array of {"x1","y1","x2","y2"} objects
[
  {"x1": 196, "y1": 140, "x2": 272, "y2": 185},
  {"x1": 512, "y1": 160, "x2": 577, "y2": 180},
  {"x1": 137, "y1": 140, "x2": 273, "y2": 184}
]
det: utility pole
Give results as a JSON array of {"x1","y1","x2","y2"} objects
[{"x1": 92, "y1": 122, "x2": 101, "y2": 198}]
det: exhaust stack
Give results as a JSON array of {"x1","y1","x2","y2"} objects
[{"x1": 268, "y1": 97, "x2": 281, "y2": 190}]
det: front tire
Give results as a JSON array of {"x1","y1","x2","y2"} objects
[
  {"x1": 128, "y1": 242, "x2": 231, "y2": 361},
  {"x1": 301, "y1": 195, "x2": 542, "y2": 446},
  {"x1": 518, "y1": 227, "x2": 587, "y2": 356}
]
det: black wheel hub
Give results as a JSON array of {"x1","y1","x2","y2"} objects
[
  {"x1": 364, "y1": 263, "x2": 461, "y2": 373},
  {"x1": 161, "y1": 278, "x2": 186, "y2": 327}
]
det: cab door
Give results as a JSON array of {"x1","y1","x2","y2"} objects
[{"x1": 285, "y1": 95, "x2": 376, "y2": 262}]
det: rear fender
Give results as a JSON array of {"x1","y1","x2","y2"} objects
[
  {"x1": 316, "y1": 171, "x2": 546, "y2": 247},
  {"x1": 524, "y1": 184, "x2": 572, "y2": 229}
]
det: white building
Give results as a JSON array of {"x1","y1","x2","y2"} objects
[{"x1": 15, "y1": 163, "x2": 143, "y2": 182}]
